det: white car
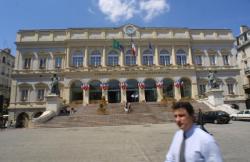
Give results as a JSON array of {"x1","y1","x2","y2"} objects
[{"x1": 230, "y1": 110, "x2": 250, "y2": 121}]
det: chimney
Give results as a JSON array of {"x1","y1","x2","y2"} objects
[{"x1": 240, "y1": 25, "x2": 249, "y2": 34}]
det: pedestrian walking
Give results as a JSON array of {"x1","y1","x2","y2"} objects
[{"x1": 164, "y1": 101, "x2": 223, "y2": 162}]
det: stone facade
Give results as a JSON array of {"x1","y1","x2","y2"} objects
[
  {"x1": 0, "y1": 48, "x2": 15, "y2": 104},
  {"x1": 8, "y1": 24, "x2": 246, "y2": 124},
  {"x1": 236, "y1": 25, "x2": 250, "y2": 109}
]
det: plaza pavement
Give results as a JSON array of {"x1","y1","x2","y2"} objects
[{"x1": 0, "y1": 121, "x2": 250, "y2": 162}]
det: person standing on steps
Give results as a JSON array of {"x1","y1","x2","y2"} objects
[{"x1": 164, "y1": 101, "x2": 223, "y2": 162}]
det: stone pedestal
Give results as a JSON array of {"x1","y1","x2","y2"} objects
[
  {"x1": 206, "y1": 89, "x2": 224, "y2": 106},
  {"x1": 46, "y1": 94, "x2": 62, "y2": 115}
]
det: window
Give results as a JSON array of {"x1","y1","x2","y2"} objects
[
  {"x1": 90, "y1": 50, "x2": 101, "y2": 67},
  {"x1": 142, "y1": 49, "x2": 153, "y2": 65},
  {"x1": 2, "y1": 56, "x2": 6, "y2": 63},
  {"x1": 21, "y1": 89, "x2": 28, "y2": 101},
  {"x1": 1, "y1": 66, "x2": 5, "y2": 75},
  {"x1": 199, "y1": 84, "x2": 206, "y2": 95},
  {"x1": 72, "y1": 52, "x2": 83, "y2": 67},
  {"x1": 222, "y1": 55, "x2": 229, "y2": 65},
  {"x1": 159, "y1": 50, "x2": 171, "y2": 65},
  {"x1": 195, "y1": 55, "x2": 202, "y2": 65},
  {"x1": 37, "y1": 89, "x2": 45, "y2": 101},
  {"x1": 24, "y1": 58, "x2": 31, "y2": 69},
  {"x1": 39, "y1": 58, "x2": 46, "y2": 69},
  {"x1": 176, "y1": 50, "x2": 187, "y2": 65},
  {"x1": 209, "y1": 55, "x2": 216, "y2": 65},
  {"x1": 55, "y1": 56, "x2": 62, "y2": 68},
  {"x1": 227, "y1": 83, "x2": 234, "y2": 94},
  {"x1": 107, "y1": 50, "x2": 119, "y2": 66},
  {"x1": 125, "y1": 50, "x2": 136, "y2": 66}
]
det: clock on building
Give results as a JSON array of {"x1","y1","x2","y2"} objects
[{"x1": 123, "y1": 25, "x2": 136, "y2": 35}]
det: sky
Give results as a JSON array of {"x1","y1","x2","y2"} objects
[{"x1": 0, "y1": 0, "x2": 249, "y2": 55}]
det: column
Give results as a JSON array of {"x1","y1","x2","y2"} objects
[
  {"x1": 120, "y1": 51, "x2": 124, "y2": 66},
  {"x1": 191, "y1": 82, "x2": 198, "y2": 99},
  {"x1": 157, "y1": 87, "x2": 163, "y2": 102},
  {"x1": 172, "y1": 45, "x2": 176, "y2": 65},
  {"x1": 154, "y1": 46, "x2": 159, "y2": 66},
  {"x1": 66, "y1": 47, "x2": 70, "y2": 68},
  {"x1": 188, "y1": 46, "x2": 193, "y2": 65},
  {"x1": 33, "y1": 52, "x2": 38, "y2": 70},
  {"x1": 15, "y1": 50, "x2": 20, "y2": 70},
  {"x1": 217, "y1": 50, "x2": 223, "y2": 66},
  {"x1": 9, "y1": 80, "x2": 17, "y2": 107},
  {"x1": 49, "y1": 51, "x2": 54, "y2": 70},
  {"x1": 204, "y1": 49, "x2": 209, "y2": 66},
  {"x1": 120, "y1": 88, "x2": 127, "y2": 103},
  {"x1": 102, "y1": 88, "x2": 108, "y2": 101},
  {"x1": 64, "y1": 86, "x2": 70, "y2": 104},
  {"x1": 84, "y1": 47, "x2": 88, "y2": 67},
  {"x1": 174, "y1": 86, "x2": 181, "y2": 101},
  {"x1": 139, "y1": 88, "x2": 145, "y2": 102},
  {"x1": 83, "y1": 89, "x2": 89, "y2": 105},
  {"x1": 137, "y1": 46, "x2": 142, "y2": 66},
  {"x1": 102, "y1": 47, "x2": 106, "y2": 67}
]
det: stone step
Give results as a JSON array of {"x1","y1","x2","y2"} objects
[{"x1": 34, "y1": 101, "x2": 211, "y2": 128}]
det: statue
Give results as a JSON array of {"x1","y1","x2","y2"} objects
[
  {"x1": 50, "y1": 74, "x2": 60, "y2": 95},
  {"x1": 208, "y1": 71, "x2": 218, "y2": 89}
]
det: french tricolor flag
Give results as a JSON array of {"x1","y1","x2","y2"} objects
[{"x1": 131, "y1": 39, "x2": 136, "y2": 56}]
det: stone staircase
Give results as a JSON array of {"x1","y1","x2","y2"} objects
[{"x1": 34, "y1": 101, "x2": 211, "y2": 128}]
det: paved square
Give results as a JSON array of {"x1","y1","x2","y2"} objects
[{"x1": 0, "y1": 121, "x2": 249, "y2": 162}]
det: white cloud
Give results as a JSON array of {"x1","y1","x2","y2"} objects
[
  {"x1": 98, "y1": 0, "x2": 170, "y2": 23},
  {"x1": 139, "y1": 0, "x2": 170, "y2": 22}
]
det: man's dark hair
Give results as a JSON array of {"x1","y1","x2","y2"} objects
[{"x1": 172, "y1": 101, "x2": 194, "y2": 116}]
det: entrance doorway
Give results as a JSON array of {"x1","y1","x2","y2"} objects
[
  {"x1": 144, "y1": 79, "x2": 157, "y2": 102},
  {"x1": 16, "y1": 112, "x2": 29, "y2": 128},
  {"x1": 70, "y1": 80, "x2": 83, "y2": 102},
  {"x1": 89, "y1": 80, "x2": 102, "y2": 103},
  {"x1": 108, "y1": 80, "x2": 121, "y2": 103},
  {"x1": 180, "y1": 78, "x2": 192, "y2": 98},
  {"x1": 126, "y1": 79, "x2": 139, "y2": 102}
]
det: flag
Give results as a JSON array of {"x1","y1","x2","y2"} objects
[
  {"x1": 131, "y1": 39, "x2": 136, "y2": 56},
  {"x1": 175, "y1": 80, "x2": 184, "y2": 88},
  {"x1": 113, "y1": 39, "x2": 124, "y2": 52},
  {"x1": 112, "y1": 39, "x2": 120, "y2": 49}
]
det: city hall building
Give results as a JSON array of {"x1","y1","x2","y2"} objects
[{"x1": 8, "y1": 24, "x2": 245, "y2": 123}]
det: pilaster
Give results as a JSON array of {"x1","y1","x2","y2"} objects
[
  {"x1": 172, "y1": 46, "x2": 176, "y2": 65},
  {"x1": 137, "y1": 46, "x2": 142, "y2": 66},
  {"x1": 155, "y1": 46, "x2": 159, "y2": 66}
]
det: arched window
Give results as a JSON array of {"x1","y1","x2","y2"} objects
[
  {"x1": 159, "y1": 49, "x2": 171, "y2": 65},
  {"x1": 142, "y1": 49, "x2": 153, "y2": 65},
  {"x1": 125, "y1": 50, "x2": 136, "y2": 66},
  {"x1": 176, "y1": 49, "x2": 187, "y2": 65},
  {"x1": 72, "y1": 51, "x2": 83, "y2": 67},
  {"x1": 90, "y1": 50, "x2": 101, "y2": 67},
  {"x1": 107, "y1": 50, "x2": 119, "y2": 66}
]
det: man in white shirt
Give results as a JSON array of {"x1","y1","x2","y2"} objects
[{"x1": 164, "y1": 102, "x2": 223, "y2": 162}]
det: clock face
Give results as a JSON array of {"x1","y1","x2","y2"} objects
[{"x1": 124, "y1": 25, "x2": 136, "y2": 35}]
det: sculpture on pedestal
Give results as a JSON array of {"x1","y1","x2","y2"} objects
[
  {"x1": 50, "y1": 74, "x2": 60, "y2": 95},
  {"x1": 208, "y1": 71, "x2": 219, "y2": 89}
]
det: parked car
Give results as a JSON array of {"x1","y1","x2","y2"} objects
[
  {"x1": 202, "y1": 110, "x2": 230, "y2": 124},
  {"x1": 230, "y1": 110, "x2": 250, "y2": 121}
]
